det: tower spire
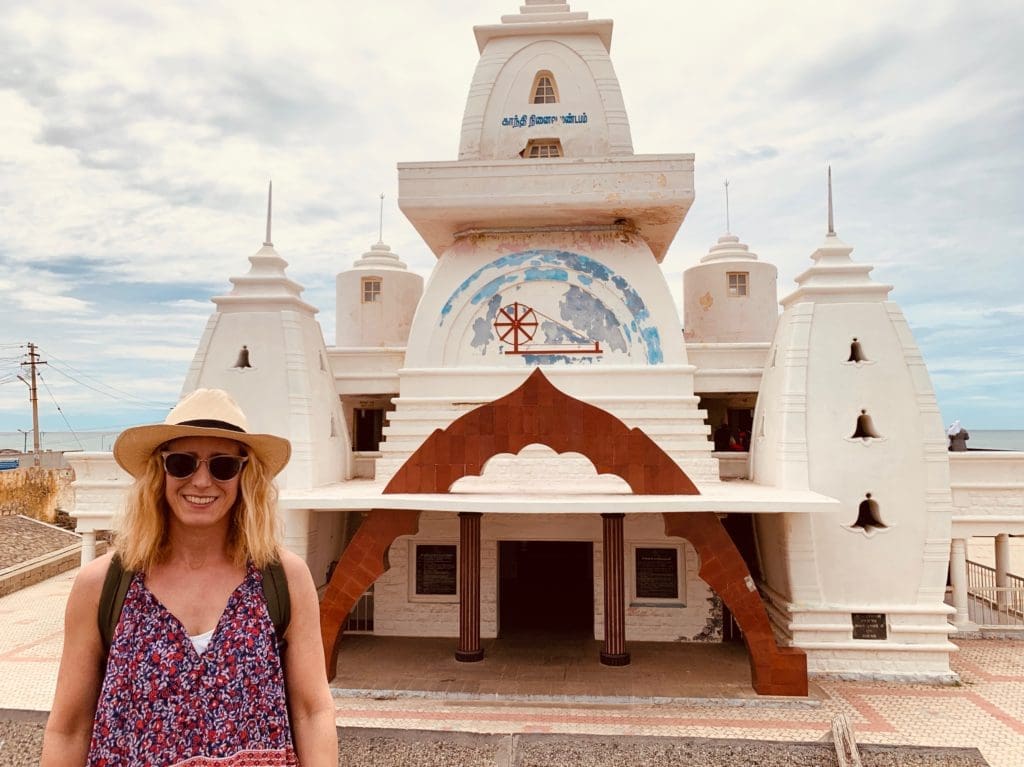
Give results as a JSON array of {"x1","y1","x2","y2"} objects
[
  {"x1": 264, "y1": 180, "x2": 273, "y2": 246},
  {"x1": 724, "y1": 179, "x2": 731, "y2": 234},
  {"x1": 378, "y1": 192, "x2": 385, "y2": 243},
  {"x1": 827, "y1": 165, "x2": 835, "y2": 236}
]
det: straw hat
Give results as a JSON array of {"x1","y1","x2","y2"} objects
[{"x1": 113, "y1": 388, "x2": 291, "y2": 478}]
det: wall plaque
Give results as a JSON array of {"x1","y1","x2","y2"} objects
[
  {"x1": 415, "y1": 544, "x2": 457, "y2": 596},
  {"x1": 635, "y1": 547, "x2": 679, "y2": 599},
  {"x1": 852, "y1": 612, "x2": 887, "y2": 640}
]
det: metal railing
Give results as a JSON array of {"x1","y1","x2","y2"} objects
[
  {"x1": 966, "y1": 560, "x2": 1024, "y2": 626},
  {"x1": 343, "y1": 586, "x2": 374, "y2": 633}
]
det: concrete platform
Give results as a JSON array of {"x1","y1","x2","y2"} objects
[{"x1": 334, "y1": 635, "x2": 823, "y2": 705}]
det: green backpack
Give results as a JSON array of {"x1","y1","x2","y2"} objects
[{"x1": 98, "y1": 553, "x2": 291, "y2": 661}]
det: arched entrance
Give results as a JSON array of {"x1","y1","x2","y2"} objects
[{"x1": 318, "y1": 369, "x2": 807, "y2": 696}]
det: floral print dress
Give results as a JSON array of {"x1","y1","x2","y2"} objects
[{"x1": 87, "y1": 563, "x2": 298, "y2": 766}]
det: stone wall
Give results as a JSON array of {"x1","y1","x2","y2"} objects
[{"x1": 0, "y1": 467, "x2": 73, "y2": 523}]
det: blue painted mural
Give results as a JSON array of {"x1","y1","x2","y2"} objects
[{"x1": 439, "y1": 249, "x2": 663, "y2": 365}]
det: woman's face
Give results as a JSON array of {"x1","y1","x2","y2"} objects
[{"x1": 162, "y1": 436, "x2": 245, "y2": 532}]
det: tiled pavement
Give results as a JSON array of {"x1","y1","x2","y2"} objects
[{"x1": 2, "y1": 570, "x2": 1022, "y2": 767}]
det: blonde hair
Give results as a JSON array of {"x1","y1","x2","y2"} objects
[{"x1": 114, "y1": 447, "x2": 282, "y2": 572}]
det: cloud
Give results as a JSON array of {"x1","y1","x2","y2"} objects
[{"x1": 0, "y1": 0, "x2": 1021, "y2": 432}]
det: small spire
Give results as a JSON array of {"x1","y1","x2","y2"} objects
[
  {"x1": 724, "y1": 179, "x2": 731, "y2": 234},
  {"x1": 264, "y1": 180, "x2": 273, "y2": 247},
  {"x1": 378, "y1": 192, "x2": 385, "y2": 243},
  {"x1": 827, "y1": 165, "x2": 835, "y2": 236}
]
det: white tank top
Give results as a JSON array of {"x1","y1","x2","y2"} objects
[{"x1": 190, "y1": 628, "x2": 214, "y2": 655}]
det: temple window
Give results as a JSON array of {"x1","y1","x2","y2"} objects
[
  {"x1": 361, "y1": 276, "x2": 382, "y2": 303},
  {"x1": 531, "y1": 71, "x2": 558, "y2": 103},
  {"x1": 727, "y1": 272, "x2": 748, "y2": 297},
  {"x1": 524, "y1": 139, "x2": 563, "y2": 159}
]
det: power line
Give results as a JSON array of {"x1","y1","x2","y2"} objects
[
  {"x1": 37, "y1": 372, "x2": 84, "y2": 450},
  {"x1": 41, "y1": 363, "x2": 169, "y2": 409},
  {"x1": 39, "y1": 347, "x2": 169, "y2": 408}
]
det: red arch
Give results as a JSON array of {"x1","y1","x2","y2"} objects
[{"x1": 319, "y1": 369, "x2": 805, "y2": 695}]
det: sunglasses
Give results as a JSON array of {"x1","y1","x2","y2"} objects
[{"x1": 161, "y1": 452, "x2": 248, "y2": 481}]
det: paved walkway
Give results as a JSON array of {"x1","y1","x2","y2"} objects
[{"x1": 2, "y1": 569, "x2": 1022, "y2": 766}]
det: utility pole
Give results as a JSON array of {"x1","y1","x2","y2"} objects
[{"x1": 18, "y1": 342, "x2": 45, "y2": 466}]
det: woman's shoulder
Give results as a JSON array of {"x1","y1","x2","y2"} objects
[
  {"x1": 274, "y1": 548, "x2": 313, "y2": 584},
  {"x1": 65, "y1": 551, "x2": 118, "y2": 618}
]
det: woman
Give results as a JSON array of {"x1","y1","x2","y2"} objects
[{"x1": 41, "y1": 388, "x2": 338, "y2": 766}]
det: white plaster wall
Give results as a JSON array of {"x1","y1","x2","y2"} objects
[
  {"x1": 801, "y1": 302, "x2": 949, "y2": 605},
  {"x1": 183, "y1": 309, "x2": 350, "y2": 489},
  {"x1": 751, "y1": 297, "x2": 955, "y2": 675},
  {"x1": 949, "y1": 451, "x2": 1024, "y2": 537},
  {"x1": 683, "y1": 261, "x2": 778, "y2": 343},
  {"x1": 476, "y1": 39, "x2": 608, "y2": 159},
  {"x1": 373, "y1": 512, "x2": 715, "y2": 642},
  {"x1": 300, "y1": 510, "x2": 348, "y2": 588},
  {"x1": 406, "y1": 230, "x2": 685, "y2": 370},
  {"x1": 284, "y1": 508, "x2": 361, "y2": 589},
  {"x1": 460, "y1": 34, "x2": 632, "y2": 160},
  {"x1": 335, "y1": 268, "x2": 423, "y2": 347}
]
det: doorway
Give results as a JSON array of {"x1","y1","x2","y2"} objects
[{"x1": 499, "y1": 541, "x2": 593, "y2": 638}]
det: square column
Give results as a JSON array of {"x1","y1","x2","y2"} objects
[
  {"x1": 995, "y1": 533, "x2": 1011, "y2": 610},
  {"x1": 80, "y1": 530, "x2": 97, "y2": 565},
  {"x1": 456, "y1": 512, "x2": 484, "y2": 662},
  {"x1": 600, "y1": 513, "x2": 630, "y2": 666},
  {"x1": 949, "y1": 538, "x2": 976, "y2": 630}
]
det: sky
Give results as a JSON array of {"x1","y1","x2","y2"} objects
[{"x1": 0, "y1": 0, "x2": 1022, "y2": 444}]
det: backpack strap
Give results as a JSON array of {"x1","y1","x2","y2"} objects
[
  {"x1": 98, "y1": 553, "x2": 135, "y2": 659},
  {"x1": 261, "y1": 559, "x2": 291, "y2": 655}
]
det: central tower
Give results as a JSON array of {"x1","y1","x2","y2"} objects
[{"x1": 382, "y1": 0, "x2": 715, "y2": 484}]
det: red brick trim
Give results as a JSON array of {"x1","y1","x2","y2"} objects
[
  {"x1": 319, "y1": 509, "x2": 420, "y2": 676},
  {"x1": 383, "y1": 368, "x2": 698, "y2": 495},
  {"x1": 663, "y1": 512, "x2": 807, "y2": 696}
]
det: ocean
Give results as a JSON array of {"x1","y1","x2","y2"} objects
[
  {"x1": 2, "y1": 429, "x2": 1023, "y2": 453},
  {"x1": 0, "y1": 430, "x2": 122, "y2": 453},
  {"x1": 968, "y1": 430, "x2": 1024, "y2": 451}
]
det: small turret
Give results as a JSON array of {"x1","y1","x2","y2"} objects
[
  {"x1": 683, "y1": 184, "x2": 778, "y2": 343},
  {"x1": 335, "y1": 239, "x2": 424, "y2": 347}
]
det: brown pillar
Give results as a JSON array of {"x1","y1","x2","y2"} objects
[
  {"x1": 601, "y1": 512, "x2": 630, "y2": 666},
  {"x1": 455, "y1": 512, "x2": 484, "y2": 662}
]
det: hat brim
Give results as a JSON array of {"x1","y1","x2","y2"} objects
[{"x1": 113, "y1": 423, "x2": 291, "y2": 479}]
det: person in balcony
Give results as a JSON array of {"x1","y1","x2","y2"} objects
[{"x1": 948, "y1": 420, "x2": 970, "y2": 452}]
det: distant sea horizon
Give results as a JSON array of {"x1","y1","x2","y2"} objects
[{"x1": 2, "y1": 429, "x2": 1023, "y2": 453}]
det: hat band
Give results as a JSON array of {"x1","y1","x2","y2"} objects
[{"x1": 176, "y1": 419, "x2": 246, "y2": 433}]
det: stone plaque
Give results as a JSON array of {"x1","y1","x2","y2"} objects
[
  {"x1": 852, "y1": 612, "x2": 887, "y2": 640},
  {"x1": 415, "y1": 545, "x2": 457, "y2": 596},
  {"x1": 635, "y1": 547, "x2": 679, "y2": 599}
]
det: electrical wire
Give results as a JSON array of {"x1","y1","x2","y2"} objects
[
  {"x1": 39, "y1": 347, "x2": 169, "y2": 408},
  {"x1": 43, "y1": 362, "x2": 170, "y2": 409},
  {"x1": 37, "y1": 372, "x2": 84, "y2": 450}
]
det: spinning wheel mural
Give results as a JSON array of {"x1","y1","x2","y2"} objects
[{"x1": 493, "y1": 301, "x2": 602, "y2": 355}]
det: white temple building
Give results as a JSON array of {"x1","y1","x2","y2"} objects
[{"x1": 70, "y1": 0, "x2": 1024, "y2": 696}]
